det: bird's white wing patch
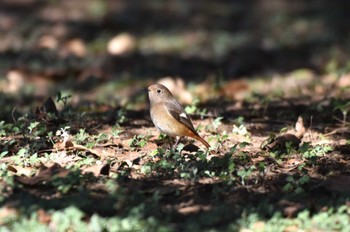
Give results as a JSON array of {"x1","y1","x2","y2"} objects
[{"x1": 179, "y1": 112, "x2": 188, "y2": 119}]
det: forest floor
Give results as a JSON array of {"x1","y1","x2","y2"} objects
[{"x1": 1, "y1": 1, "x2": 350, "y2": 231}]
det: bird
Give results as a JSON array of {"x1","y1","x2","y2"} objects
[{"x1": 148, "y1": 84, "x2": 210, "y2": 150}]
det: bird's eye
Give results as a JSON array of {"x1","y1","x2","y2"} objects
[{"x1": 156, "y1": 89, "x2": 162, "y2": 93}]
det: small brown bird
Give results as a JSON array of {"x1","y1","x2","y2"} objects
[{"x1": 148, "y1": 84, "x2": 210, "y2": 149}]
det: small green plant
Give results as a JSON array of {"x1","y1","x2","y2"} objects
[
  {"x1": 74, "y1": 128, "x2": 89, "y2": 144},
  {"x1": 179, "y1": 166, "x2": 199, "y2": 181},
  {"x1": 56, "y1": 91, "x2": 72, "y2": 107},
  {"x1": 116, "y1": 109, "x2": 127, "y2": 124},
  {"x1": 27, "y1": 121, "x2": 40, "y2": 134},
  {"x1": 215, "y1": 130, "x2": 229, "y2": 144},
  {"x1": 237, "y1": 205, "x2": 350, "y2": 232},
  {"x1": 129, "y1": 134, "x2": 149, "y2": 149},
  {"x1": 282, "y1": 175, "x2": 310, "y2": 194},
  {"x1": 12, "y1": 148, "x2": 29, "y2": 166},
  {"x1": 95, "y1": 132, "x2": 109, "y2": 143},
  {"x1": 212, "y1": 116, "x2": 223, "y2": 130},
  {"x1": 236, "y1": 151, "x2": 250, "y2": 163},
  {"x1": 299, "y1": 143, "x2": 333, "y2": 159},
  {"x1": 74, "y1": 157, "x2": 96, "y2": 168},
  {"x1": 237, "y1": 165, "x2": 255, "y2": 185},
  {"x1": 0, "y1": 121, "x2": 7, "y2": 136},
  {"x1": 232, "y1": 124, "x2": 248, "y2": 136},
  {"x1": 50, "y1": 206, "x2": 88, "y2": 232},
  {"x1": 51, "y1": 169, "x2": 94, "y2": 194},
  {"x1": 184, "y1": 98, "x2": 207, "y2": 116},
  {"x1": 333, "y1": 100, "x2": 350, "y2": 123},
  {"x1": 218, "y1": 156, "x2": 236, "y2": 181},
  {"x1": 111, "y1": 126, "x2": 123, "y2": 138},
  {"x1": 234, "y1": 116, "x2": 245, "y2": 126},
  {"x1": 141, "y1": 158, "x2": 176, "y2": 177},
  {"x1": 0, "y1": 162, "x2": 14, "y2": 201}
]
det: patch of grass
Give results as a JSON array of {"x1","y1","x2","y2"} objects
[
  {"x1": 3, "y1": 206, "x2": 171, "y2": 232},
  {"x1": 237, "y1": 205, "x2": 350, "y2": 232}
]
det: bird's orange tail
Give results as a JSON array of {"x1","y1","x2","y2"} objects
[{"x1": 192, "y1": 134, "x2": 210, "y2": 149}]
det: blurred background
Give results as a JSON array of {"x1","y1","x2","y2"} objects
[{"x1": 1, "y1": 0, "x2": 350, "y2": 118}]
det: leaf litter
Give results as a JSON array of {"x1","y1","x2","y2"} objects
[{"x1": 1, "y1": 74, "x2": 350, "y2": 230}]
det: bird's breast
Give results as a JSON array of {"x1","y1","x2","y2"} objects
[{"x1": 150, "y1": 105, "x2": 188, "y2": 137}]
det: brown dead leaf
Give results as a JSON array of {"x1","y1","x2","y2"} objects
[
  {"x1": 64, "y1": 38, "x2": 87, "y2": 57},
  {"x1": 53, "y1": 140, "x2": 74, "y2": 150},
  {"x1": 118, "y1": 151, "x2": 145, "y2": 163},
  {"x1": 177, "y1": 204, "x2": 211, "y2": 215},
  {"x1": 262, "y1": 134, "x2": 301, "y2": 152},
  {"x1": 90, "y1": 147, "x2": 120, "y2": 160},
  {"x1": 107, "y1": 33, "x2": 136, "y2": 55},
  {"x1": 82, "y1": 163, "x2": 110, "y2": 177},
  {"x1": 37, "y1": 209, "x2": 51, "y2": 224},
  {"x1": 197, "y1": 177, "x2": 220, "y2": 184},
  {"x1": 6, "y1": 70, "x2": 25, "y2": 93},
  {"x1": 194, "y1": 80, "x2": 216, "y2": 102},
  {"x1": 48, "y1": 151, "x2": 81, "y2": 166},
  {"x1": 163, "y1": 179, "x2": 191, "y2": 186},
  {"x1": 71, "y1": 144, "x2": 101, "y2": 157},
  {"x1": 142, "y1": 141, "x2": 158, "y2": 151},
  {"x1": 111, "y1": 151, "x2": 146, "y2": 172},
  {"x1": 337, "y1": 73, "x2": 350, "y2": 88},
  {"x1": 261, "y1": 117, "x2": 305, "y2": 152},
  {"x1": 53, "y1": 140, "x2": 102, "y2": 157},
  {"x1": 279, "y1": 158, "x2": 303, "y2": 172},
  {"x1": 38, "y1": 35, "x2": 58, "y2": 49},
  {"x1": 220, "y1": 79, "x2": 249, "y2": 100},
  {"x1": 112, "y1": 138, "x2": 131, "y2": 149},
  {"x1": 284, "y1": 158, "x2": 303, "y2": 166},
  {"x1": 15, "y1": 163, "x2": 69, "y2": 186},
  {"x1": 251, "y1": 155, "x2": 266, "y2": 164},
  {"x1": 7, "y1": 165, "x2": 34, "y2": 176},
  {"x1": 294, "y1": 116, "x2": 306, "y2": 139}
]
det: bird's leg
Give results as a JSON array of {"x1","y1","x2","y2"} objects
[{"x1": 172, "y1": 136, "x2": 182, "y2": 150}]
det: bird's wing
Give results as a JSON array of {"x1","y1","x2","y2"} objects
[{"x1": 165, "y1": 101, "x2": 199, "y2": 136}]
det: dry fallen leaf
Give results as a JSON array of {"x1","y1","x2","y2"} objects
[
  {"x1": 177, "y1": 204, "x2": 211, "y2": 215},
  {"x1": 278, "y1": 158, "x2": 304, "y2": 172},
  {"x1": 38, "y1": 35, "x2": 58, "y2": 49},
  {"x1": 82, "y1": 163, "x2": 110, "y2": 177},
  {"x1": 53, "y1": 140, "x2": 102, "y2": 157},
  {"x1": 7, "y1": 165, "x2": 34, "y2": 176},
  {"x1": 63, "y1": 38, "x2": 87, "y2": 57},
  {"x1": 37, "y1": 209, "x2": 51, "y2": 224},
  {"x1": 49, "y1": 151, "x2": 81, "y2": 166},
  {"x1": 15, "y1": 163, "x2": 70, "y2": 186},
  {"x1": 220, "y1": 79, "x2": 249, "y2": 100},
  {"x1": 6, "y1": 70, "x2": 25, "y2": 93},
  {"x1": 107, "y1": 33, "x2": 136, "y2": 55},
  {"x1": 261, "y1": 117, "x2": 305, "y2": 152}
]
